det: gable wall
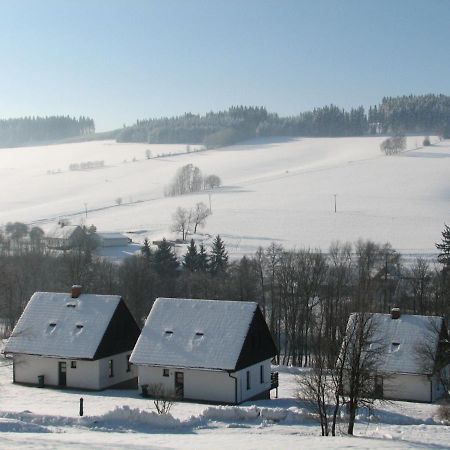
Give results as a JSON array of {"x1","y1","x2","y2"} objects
[{"x1": 237, "y1": 358, "x2": 272, "y2": 402}]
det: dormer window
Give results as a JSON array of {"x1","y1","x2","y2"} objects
[
  {"x1": 76, "y1": 324, "x2": 84, "y2": 329},
  {"x1": 195, "y1": 332, "x2": 204, "y2": 337},
  {"x1": 164, "y1": 330, "x2": 173, "y2": 337},
  {"x1": 49, "y1": 322, "x2": 56, "y2": 327},
  {"x1": 66, "y1": 303, "x2": 77, "y2": 308},
  {"x1": 391, "y1": 342, "x2": 400, "y2": 352}
]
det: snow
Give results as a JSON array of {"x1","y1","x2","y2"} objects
[
  {"x1": 4, "y1": 292, "x2": 120, "y2": 359},
  {"x1": 0, "y1": 361, "x2": 449, "y2": 448},
  {"x1": 131, "y1": 298, "x2": 257, "y2": 370},
  {"x1": 0, "y1": 136, "x2": 448, "y2": 258},
  {"x1": 360, "y1": 313, "x2": 443, "y2": 374}
]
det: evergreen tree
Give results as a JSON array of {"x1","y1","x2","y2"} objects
[
  {"x1": 141, "y1": 238, "x2": 152, "y2": 262},
  {"x1": 436, "y1": 223, "x2": 450, "y2": 271},
  {"x1": 209, "y1": 235, "x2": 228, "y2": 275},
  {"x1": 197, "y1": 243, "x2": 210, "y2": 272},
  {"x1": 183, "y1": 239, "x2": 199, "y2": 272},
  {"x1": 152, "y1": 238, "x2": 179, "y2": 277}
]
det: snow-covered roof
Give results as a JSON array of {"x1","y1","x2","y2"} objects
[
  {"x1": 347, "y1": 313, "x2": 444, "y2": 375},
  {"x1": 4, "y1": 292, "x2": 121, "y2": 359},
  {"x1": 97, "y1": 232, "x2": 128, "y2": 240},
  {"x1": 45, "y1": 225, "x2": 81, "y2": 240},
  {"x1": 130, "y1": 298, "x2": 258, "y2": 370}
]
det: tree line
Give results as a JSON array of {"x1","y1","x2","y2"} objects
[
  {"x1": 1, "y1": 224, "x2": 449, "y2": 365},
  {"x1": 116, "y1": 94, "x2": 450, "y2": 148},
  {"x1": 0, "y1": 115, "x2": 95, "y2": 148}
]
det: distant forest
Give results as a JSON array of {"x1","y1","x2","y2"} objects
[
  {"x1": 117, "y1": 94, "x2": 450, "y2": 148},
  {"x1": 0, "y1": 116, "x2": 95, "y2": 148}
]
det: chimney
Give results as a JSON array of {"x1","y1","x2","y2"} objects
[
  {"x1": 391, "y1": 307, "x2": 401, "y2": 320},
  {"x1": 71, "y1": 285, "x2": 82, "y2": 298}
]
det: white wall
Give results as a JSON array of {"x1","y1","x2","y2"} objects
[
  {"x1": 13, "y1": 351, "x2": 136, "y2": 390},
  {"x1": 237, "y1": 359, "x2": 272, "y2": 403},
  {"x1": 137, "y1": 358, "x2": 273, "y2": 404},
  {"x1": 383, "y1": 373, "x2": 431, "y2": 402}
]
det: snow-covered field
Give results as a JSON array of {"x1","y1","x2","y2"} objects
[
  {"x1": 0, "y1": 362, "x2": 449, "y2": 449},
  {"x1": 0, "y1": 136, "x2": 449, "y2": 258}
]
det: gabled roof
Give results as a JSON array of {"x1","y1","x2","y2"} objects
[
  {"x1": 130, "y1": 297, "x2": 277, "y2": 371},
  {"x1": 45, "y1": 225, "x2": 82, "y2": 240},
  {"x1": 4, "y1": 292, "x2": 140, "y2": 360},
  {"x1": 346, "y1": 312, "x2": 445, "y2": 375}
]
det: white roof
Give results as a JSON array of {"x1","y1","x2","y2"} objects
[
  {"x1": 97, "y1": 232, "x2": 128, "y2": 240},
  {"x1": 130, "y1": 298, "x2": 258, "y2": 370},
  {"x1": 45, "y1": 225, "x2": 81, "y2": 240},
  {"x1": 348, "y1": 313, "x2": 444, "y2": 375},
  {"x1": 4, "y1": 292, "x2": 121, "y2": 359}
]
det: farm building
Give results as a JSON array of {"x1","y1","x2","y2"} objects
[
  {"x1": 344, "y1": 309, "x2": 450, "y2": 402},
  {"x1": 44, "y1": 224, "x2": 85, "y2": 250},
  {"x1": 130, "y1": 297, "x2": 279, "y2": 404},
  {"x1": 97, "y1": 232, "x2": 131, "y2": 247},
  {"x1": 3, "y1": 286, "x2": 141, "y2": 390}
]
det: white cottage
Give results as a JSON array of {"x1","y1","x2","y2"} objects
[
  {"x1": 3, "y1": 286, "x2": 141, "y2": 390},
  {"x1": 345, "y1": 309, "x2": 450, "y2": 403},
  {"x1": 44, "y1": 225, "x2": 85, "y2": 250},
  {"x1": 130, "y1": 297, "x2": 279, "y2": 404}
]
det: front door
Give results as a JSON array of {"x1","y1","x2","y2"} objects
[
  {"x1": 175, "y1": 371, "x2": 184, "y2": 399},
  {"x1": 58, "y1": 362, "x2": 67, "y2": 387}
]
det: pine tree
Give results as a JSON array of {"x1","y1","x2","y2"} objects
[
  {"x1": 436, "y1": 223, "x2": 450, "y2": 270},
  {"x1": 197, "y1": 243, "x2": 210, "y2": 272},
  {"x1": 209, "y1": 235, "x2": 228, "y2": 275},
  {"x1": 183, "y1": 239, "x2": 199, "y2": 272},
  {"x1": 152, "y1": 238, "x2": 179, "y2": 277},
  {"x1": 141, "y1": 238, "x2": 152, "y2": 262}
]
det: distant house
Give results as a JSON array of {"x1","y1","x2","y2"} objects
[
  {"x1": 97, "y1": 232, "x2": 131, "y2": 248},
  {"x1": 44, "y1": 225, "x2": 85, "y2": 250},
  {"x1": 130, "y1": 297, "x2": 279, "y2": 404},
  {"x1": 343, "y1": 309, "x2": 450, "y2": 403},
  {"x1": 3, "y1": 286, "x2": 141, "y2": 390}
]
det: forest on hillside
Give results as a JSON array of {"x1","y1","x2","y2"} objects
[
  {"x1": 117, "y1": 94, "x2": 450, "y2": 148},
  {"x1": 0, "y1": 116, "x2": 95, "y2": 148}
]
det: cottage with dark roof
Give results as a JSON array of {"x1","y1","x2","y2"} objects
[
  {"x1": 4, "y1": 286, "x2": 141, "y2": 390},
  {"x1": 130, "y1": 297, "x2": 279, "y2": 404},
  {"x1": 344, "y1": 308, "x2": 450, "y2": 402}
]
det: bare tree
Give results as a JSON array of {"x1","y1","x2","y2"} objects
[
  {"x1": 170, "y1": 207, "x2": 192, "y2": 241},
  {"x1": 146, "y1": 383, "x2": 175, "y2": 415},
  {"x1": 338, "y1": 312, "x2": 385, "y2": 435},
  {"x1": 204, "y1": 174, "x2": 222, "y2": 189},
  {"x1": 380, "y1": 135, "x2": 406, "y2": 155},
  {"x1": 192, "y1": 202, "x2": 210, "y2": 233}
]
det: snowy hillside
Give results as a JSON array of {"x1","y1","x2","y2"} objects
[{"x1": 0, "y1": 136, "x2": 448, "y2": 257}]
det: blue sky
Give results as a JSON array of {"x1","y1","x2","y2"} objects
[{"x1": 1, "y1": 0, "x2": 449, "y2": 131}]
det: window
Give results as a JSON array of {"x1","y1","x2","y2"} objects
[
  {"x1": 391, "y1": 342, "x2": 400, "y2": 352},
  {"x1": 260, "y1": 365, "x2": 264, "y2": 384},
  {"x1": 246, "y1": 370, "x2": 251, "y2": 390},
  {"x1": 108, "y1": 359, "x2": 114, "y2": 377},
  {"x1": 71, "y1": 361, "x2": 77, "y2": 369},
  {"x1": 163, "y1": 368, "x2": 170, "y2": 377},
  {"x1": 126, "y1": 354, "x2": 131, "y2": 372}
]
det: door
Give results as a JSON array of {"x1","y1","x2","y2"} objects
[
  {"x1": 175, "y1": 371, "x2": 184, "y2": 399},
  {"x1": 58, "y1": 362, "x2": 67, "y2": 387}
]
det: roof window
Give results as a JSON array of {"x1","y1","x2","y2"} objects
[
  {"x1": 49, "y1": 322, "x2": 56, "y2": 327},
  {"x1": 164, "y1": 330, "x2": 173, "y2": 337},
  {"x1": 66, "y1": 303, "x2": 77, "y2": 308},
  {"x1": 391, "y1": 342, "x2": 400, "y2": 352},
  {"x1": 76, "y1": 324, "x2": 84, "y2": 329},
  {"x1": 195, "y1": 332, "x2": 204, "y2": 337}
]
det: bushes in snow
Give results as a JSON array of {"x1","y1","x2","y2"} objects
[
  {"x1": 380, "y1": 135, "x2": 406, "y2": 155},
  {"x1": 69, "y1": 160, "x2": 104, "y2": 171}
]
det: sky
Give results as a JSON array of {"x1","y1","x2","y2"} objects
[{"x1": 1, "y1": 0, "x2": 449, "y2": 131}]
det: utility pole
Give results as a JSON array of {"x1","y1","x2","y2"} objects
[
  {"x1": 208, "y1": 192, "x2": 212, "y2": 213},
  {"x1": 333, "y1": 194, "x2": 337, "y2": 213},
  {"x1": 84, "y1": 203, "x2": 88, "y2": 219}
]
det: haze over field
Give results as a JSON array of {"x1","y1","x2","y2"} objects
[{"x1": 0, "y1": 135, "x2": 447, "y2": 257}]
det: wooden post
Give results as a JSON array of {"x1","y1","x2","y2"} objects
[{"x1": 79, "y1": 397, "x2": 84, "y2": 417}]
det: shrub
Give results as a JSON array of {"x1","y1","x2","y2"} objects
[{"x1": 423, "y1": 136, "x2": 431, "y2": 146}]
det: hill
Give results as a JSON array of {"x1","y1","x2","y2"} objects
[{"x1": 0, "y1": 135, "x2": 448, "y2": 257}]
